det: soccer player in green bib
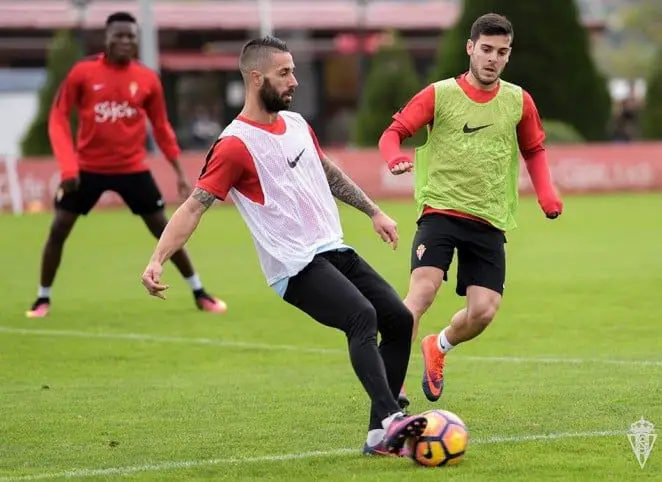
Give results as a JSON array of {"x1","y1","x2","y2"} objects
[{"x1": 379, "y1": 13, "x2": 563, "y2": 405}]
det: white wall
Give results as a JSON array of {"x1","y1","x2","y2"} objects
[{"x1": 0, "y1": 92, "x2": 39, "y2": 157}]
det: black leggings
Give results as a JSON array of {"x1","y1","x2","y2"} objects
[{"x1": 284, "y1": 250, "x2": 413, "y2": 430}]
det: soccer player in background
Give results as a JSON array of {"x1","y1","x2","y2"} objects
[
  {"x1": 26, "y1": 12, "x2": 225, "y2": 317},
  {"x1": 378, "y1": 13, "x2": 564, "y2": 405},
  {"x1": 141, "y1": 36, "x2": 430, "y2": 457}
]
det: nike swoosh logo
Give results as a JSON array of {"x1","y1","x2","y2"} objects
[
  {"x1": 287, "y1": 148, "x2": 306, "y2": 168},
  {"x1": 463, "y1": 122, "x2": 493, "y2": 133}
]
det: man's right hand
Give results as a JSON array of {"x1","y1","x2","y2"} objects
[
  {"x1": 142, "y1": 260, "x2": 169, "y2": 299},
  {"x1": 387, "y1": 155, "x2": 413, "y2": 175},
  {"x1": 59, "y1": 177, "x2": 80, "y2": 194}
]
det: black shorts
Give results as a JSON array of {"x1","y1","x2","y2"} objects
[
  {"x1": 54, "y1": 171, "x2": 164, "y2": 216},
  {"x1": 410, "y1": 213, "x2": 506, "y2": 296}
]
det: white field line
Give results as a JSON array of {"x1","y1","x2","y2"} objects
[
  {"x1": 1, "y1": 325, "x2": 661, "y2": 367},
  {"x1": 0, "y1": 430, "x2": 625, "y2": 481}
]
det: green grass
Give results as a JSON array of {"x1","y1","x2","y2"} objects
[{"x1": 1, "y1": 193, "x2": 661, "y2": 480}]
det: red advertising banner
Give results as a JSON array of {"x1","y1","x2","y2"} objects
[{"x1": 2, "y1": 142, "x2": 662, "y2": 213}]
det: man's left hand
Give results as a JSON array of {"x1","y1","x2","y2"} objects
[
  {"x1": 540, "y1": 196, "x2": 563, "y2": 220},
  {"x1": 371, "y1": 210, "x2": 399, "y2": 250}
]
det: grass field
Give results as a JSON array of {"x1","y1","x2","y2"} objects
[{"x1": 1, "y1": 193, "x2": 661, "y2": 481}]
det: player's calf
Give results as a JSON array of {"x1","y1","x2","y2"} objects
[
  {"x1": 465, "y1": 297, "x2": 499, "y2": 332},
  {"x1": 403, "y1": 266, "x2": 444, "y2": 340},
  {"x1": 26, "y1": 210, "x2": 78, "y2": 318},
  {"x1": 447, "y1": 286, "x2": 501, "y2": 344}
]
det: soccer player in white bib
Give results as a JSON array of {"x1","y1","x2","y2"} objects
[{"x1": 141, "y1": 36, "x2": 429, "y2": 457}]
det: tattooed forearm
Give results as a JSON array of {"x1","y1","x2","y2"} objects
[
  {"x1": 149, "y1": 189, "x2": 211, "y2": 264},
  {"x1": 191, "y1": 187, "x2": 217, "y2": 211},
  {"x1": 321, "y1": 156, "x2": 380, "y2": 217}
]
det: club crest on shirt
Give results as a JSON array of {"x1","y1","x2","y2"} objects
[
  {"x1": 129, "y1": 81, "x2": 138, "y2": 98},
  {"x1": 416, "y1": 243, "x2": 426, "y2": 260}
]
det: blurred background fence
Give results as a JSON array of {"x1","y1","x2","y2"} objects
[{"x1": 1, "y1": 0, "x2": 661, "y2": 212}]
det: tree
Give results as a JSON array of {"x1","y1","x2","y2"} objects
[
  {"x1": 593, "y1": 1, "x2": 662, "y2": 81},
  {"x1": 641, "y1": 47, "x2": 662, "y2": 140},
  {"x1": 21, "y1": 29, "x2": 83, "y2": 157},
  {"x1": 353, "y1": 31, "x2": 425, "y2": 147},
  {"x1": 430, "y1": 0, "x2": 612, "y2": 141}
]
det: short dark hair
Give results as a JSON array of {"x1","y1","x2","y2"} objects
[
  {"x1": 106, "y1": 12, "x2": 137, "y2": 28},
  {"x1": 470, "y1": 13, "x2": 513, "y2": 43},
  {"x1": 239, "y1": 35, "x2": 289, "y2": 76}
]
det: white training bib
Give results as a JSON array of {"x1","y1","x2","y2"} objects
[{"x1": 220, "y1": 111, "x2": 344, "y2": 285}]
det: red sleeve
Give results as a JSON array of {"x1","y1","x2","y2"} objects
[
  {"x1": 524, "y1": 150, "x2": 555, "y2": 198},
  {"x1": 519, "y1": 91, "x2": 558, "y2": 205},
  {"x1": 48, "y1": 64, "x2": 83, "y2": 180},
  {"x1": 378, "y1": 84, "x2": 435, "y2": 165},
  {"x1": 391, "y1": 84, "x2": 436, "y2": 136},
  {"x1": 144, "y1": 73, "x2": 181, "y2": 162},
  {"x1": 517, "y1": 90, "x2": 545, "y2": 159},
  {"x1": 195, "y1": 136, "x2": 251, "y2": 200},
  {"x1": 307, "y1": 124, "x2": 325, "y2": 159}
]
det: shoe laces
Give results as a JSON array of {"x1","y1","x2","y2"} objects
[{"x1": 430, "y1": 347, "x2": 445, "y2": 381}]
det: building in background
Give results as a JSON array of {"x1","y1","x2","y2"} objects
[{"x1": 0, "y1": 0, "x2": 608, "y2": 155}]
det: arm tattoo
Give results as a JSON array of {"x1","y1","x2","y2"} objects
[
  {"x1": 320, "y1": 156, "x2": 379, "y2": 217},
  {"x1": 191, "y1": 187, "x2": 217, "y2": 211}
]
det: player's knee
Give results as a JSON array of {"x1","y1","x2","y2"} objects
[
  {"x1": 467, "y1": 297, "x2": 500, "y2": 329},
  {"x1": 390, "y1": 302, "x2": 414, "y2": 338},
  {"x1": 48, "y1": 219, "x2": 74, "y2": 245},
  {"x1": 406, "y1": 276, "x2": 440, "y2": 315},
  {"x1": 346, "y1": 303, "x2": 378, "y2": 340}
]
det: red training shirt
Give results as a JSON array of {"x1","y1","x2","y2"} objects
[
  {"x1": 49, "y1": 54, "x2": 181, "y2": 180},
  {"x1": 379, "y1": 73, "x2": 557, "y2": 226},
  {"x1": 196, "y1": 115, "x2": 325, "y2": 203}
]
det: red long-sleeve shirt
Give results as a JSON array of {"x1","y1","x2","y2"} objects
[
  {"x1": 49, "y1": 54, "x2": 181, "y2": 180},
  {"x1": 379, "y1": 73, "x2": 560, "y2": 224}
]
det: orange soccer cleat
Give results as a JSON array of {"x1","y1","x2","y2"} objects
[
  {"x1": 420, "y1": 334, "x2": 446, "y2": 402},
  {"x1": 194, "y1": 290, "x2": 227, "y2": 314},
  {"x1": 26, "y1": 298, "x2": 50, "y2": 318}
]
